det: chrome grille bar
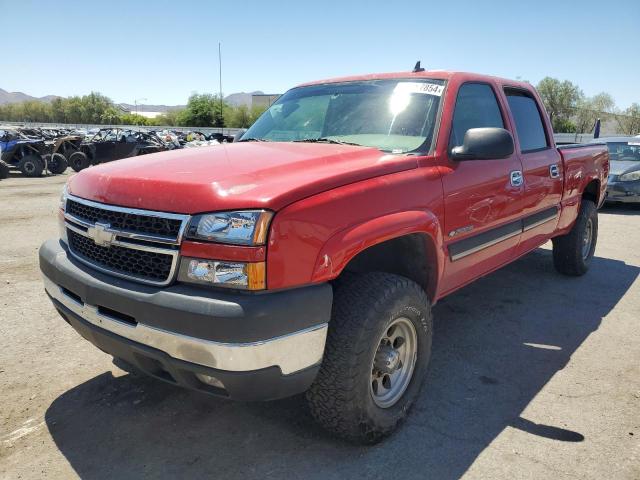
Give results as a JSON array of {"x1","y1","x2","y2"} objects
[{"x1": 63, "y1": 194, "x2": 190, "y2": 286}]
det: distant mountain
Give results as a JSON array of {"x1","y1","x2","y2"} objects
[
  {"x1": 0, "y1": 88, "x2": 266, "y2": 110},
  {"x1": 0, "y1": 88, "x2": 60, "y2": 105}
]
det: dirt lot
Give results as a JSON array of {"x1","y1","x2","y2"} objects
[{"x1": 0, "y1": 172, "x2": 638, "y2": 480}]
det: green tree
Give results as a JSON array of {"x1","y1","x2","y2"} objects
[
  {"x1": 151, "y1": 109, "x2": 183, "y2": 126},
  {"x1": 180, "y1": 93, "x2": 218, "y2": 127},
  {"x1": 100, "y1": 107, "x2": 123, "y2": 125},
  {"x1": 250, "y1": 105, "x2": 267, "y2": 124},
  {"x1": 574, "y1": 93, "x2": 616, "y2": 133},
  {"x1": 553, "y1": 118, "x2": 577, "y2": 133},
  {"x1": 536, "y1": 77, "x2": 583, "y2": 132},
  {"x1": 616, "y1": 103, "x2": 640, "y2": 135},
  {"x1": 65, "y1": 96, "x2": 84, "y2": 123},
  {"x1": 79, "y1": 92, "x2": 114, "y2": 123},
  {"x1": 50, "y1": 97, "x2": 67, "y2": 122},
  {"x1": 227, "y1": 104, "x2": 251, "y2": 128},
  {"x1": 120, "y1": 113, "x2": 150, "y2": 126}
]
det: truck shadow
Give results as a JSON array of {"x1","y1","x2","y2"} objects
[
  {"x1": 600, "y1": 203, "x2": 640, "y2": 215},
  {"x1": 44, "y1": 248, "x2": 639, "y2": 480}
]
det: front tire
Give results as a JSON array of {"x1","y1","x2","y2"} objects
[
  {"x1": 0, "y1": 160, "x2": 9, "y2": 179},
  {"x1": 307, "y1": 272, "x2": 432, "y2": 444},
  {"x1": 18, "y1": 155, "x2": 44, "y2": 177},
  {"x1": 48, "y1": 153, "x2": 68, "y2": 174},
  {"x1": 552, "y1": 199, "x2": 598, "y2": 276},
  {"x1": 69, "y1": 151, "x2": 90, "y2": 172}
]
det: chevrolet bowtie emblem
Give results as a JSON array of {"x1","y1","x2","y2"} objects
[{"x1": 86, "y1": 222, "x2": 116, "y2": 247}]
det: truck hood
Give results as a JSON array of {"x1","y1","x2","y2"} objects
[
  {"x1": 68, "y1": 142, "x2": 418, "y2": 213},
  {"x1": 609, "y1": 160, "x2": 640, "y2": 176}
]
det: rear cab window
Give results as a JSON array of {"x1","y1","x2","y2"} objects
[{"x1": 504, "y1": 88, "x2": 549, "y2": 153}]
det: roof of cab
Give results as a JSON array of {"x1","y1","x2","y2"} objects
[{"x1": 296, "y1": 70, "x2": 532, "y2": 91}]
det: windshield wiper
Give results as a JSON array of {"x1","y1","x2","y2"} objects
[
  {"x1": 292, "y1": 137, "x2": 363, "y2": 147},
  {"x1": 238, "y1": 137, "x2": 272, "y2": 142}
]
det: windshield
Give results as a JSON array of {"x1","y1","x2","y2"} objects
[
  {"x1": 243, "y1": 79, "x2": 445, "y2": 153},
  {"x1": 606, "y1": 142, "x2": 640, "y2": 161}
]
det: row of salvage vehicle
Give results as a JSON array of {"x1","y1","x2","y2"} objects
[{"x1": 0, "y1": 126, "x2": 235, "y2": 179}]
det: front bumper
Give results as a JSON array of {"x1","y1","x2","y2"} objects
[
  {"x1": 605, "y1": 181, "x2": 640, "y2": 203},
  {"x1": 40, "y1": 239, "x2": 332, "y2": 400}
]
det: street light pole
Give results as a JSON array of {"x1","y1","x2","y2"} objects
[
  {"x1": 133, "y1": 97, "x2": 147, "y2": 129},
  {"x1": 219, "y1": 42, "x2": 223, "y2": 135},
  {"x1": 134, "y1": 98, "x2": 148, "y2": 116}
]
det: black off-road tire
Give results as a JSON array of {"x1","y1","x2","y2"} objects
[
  {"x1": 0, "y1": 160, "x2": 9, "y2": 179},
  {"x1": 552, "y1": 199, "x2": 597, "y2": 276},
  {"x1": 18, "y1": 155, "x2": 44, "y2": 177},
  {"x1": 48, "y1": 153, "x2": 68, "y2": 174},
  {"x1": 63, "y1": 148, "x2": 78, "y2": 160},
  {"x1": 69, "y1": 151, "x2": 90, "y2": 172},
  {"x1": 306, "y1": 272, "x2": 433, "y2": 444}
]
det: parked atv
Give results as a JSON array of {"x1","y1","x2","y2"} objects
[
  {"x1": 0, "y1": 129, "x2": 49, "y2": 177},
  {"x1": 69, "y1": 128, "x2": 170, "y2": 172},
  {"x1": 41, "y1": 134, "x2": 83, "y2": 174}
]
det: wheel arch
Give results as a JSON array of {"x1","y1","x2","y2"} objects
[
  {"x1": 582, "y1": 178, "x2": 601, "y2": 206},
  {"x1": 311, "y1": 210, "x2": 444, "y2": 301}
]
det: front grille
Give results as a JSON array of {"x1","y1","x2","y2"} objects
[
  {"x1": 68, "y1": 229, "x2": 173, "y2": 282},
  {"x1": 66, "y1": 199, "x2": 182, "y2": 238}
]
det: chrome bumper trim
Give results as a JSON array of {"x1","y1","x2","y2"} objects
[{"x1": 43, "y1": 275, "x2": 328, "y2": 375}]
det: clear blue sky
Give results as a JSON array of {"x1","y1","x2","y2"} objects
[{"x1": 3, "y1": 0, "x2": 639, "y2": 108}]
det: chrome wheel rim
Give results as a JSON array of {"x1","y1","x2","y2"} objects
[
  {"x1": 370, "y1": 317, "x2": 418, "y2": 408},
  {"x1": 582, "y1": 218, "x2": 593, "y2": 260}
]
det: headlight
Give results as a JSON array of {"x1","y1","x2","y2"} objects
[
  {"x1": 186, "y1": 210, "x2": 272, "y2": 246},
  {"x1": 178, "y1": 257, "x2": 266, "y2": 290},
  {"x1": 619, "y1": 171, "x2": 640, "y2": 182}
]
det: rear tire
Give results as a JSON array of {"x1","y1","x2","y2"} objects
[
  {"x1": 0, "y1": 160, "x2": 9, "y2": 179},
  {"x1": 552, "y1": 199, "x2": 597, "y2": 276},
  {"x1": 306, "y1": 272, "x2": 432, "y2": 444},
  {"x1": 48, "y1": 153, "x2": 68, "y2": 174},
  {"x1": 18, "y1": 155, "x2": 44, "y2": 177},
  {"x1": 69, "y1": 151, "x2": 90, "y2": 172}
]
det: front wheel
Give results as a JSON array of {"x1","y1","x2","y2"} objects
[
  {"x1": 18, "y1": 155, "x2": 44, "y2": 177},
  {"x1": 0, "y1": 160, "x2": 9, "y2": 179},
  {"x1": 552, "y1": 199, "x2": 598, "y2": 276},
  {"x1": 69, "y1": 151, "x2": 90, "y2": 172},
  {"x1": 48, "y1": 153, "x2": 68, "y2": 174},
  {"x1": 306, "y1": 272, "x2": 432, "y2": 444}
]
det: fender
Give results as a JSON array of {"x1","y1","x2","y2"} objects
[
  {"x1": 311, "y1": 210, "x2": 445, "y2": 301},
  {"x1": 556, "y1": 145, "x2": 608, "y2": 234}
]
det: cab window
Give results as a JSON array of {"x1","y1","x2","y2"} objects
[
  {"x1": 450, "y1": 83, "x2": 504, "y2": 149},
  {"x1": 504, "y1": 89, "x2": 548, "y2": 153}
]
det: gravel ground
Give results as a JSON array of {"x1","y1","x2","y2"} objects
[{"x1": 1, "y1": 172, "x2": 638, "y2": 480}]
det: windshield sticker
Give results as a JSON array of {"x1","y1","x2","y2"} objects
[{"x1": 394, "y1": 82, "x2": 444, "y2": 97}]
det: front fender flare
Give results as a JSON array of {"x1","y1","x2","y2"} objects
[{"x1": 311, "y1": 210, "x2": 444, "y2": 300}]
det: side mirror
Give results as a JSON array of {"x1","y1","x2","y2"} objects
[{"x1": 450, "y1": 127, "x2": 514, "y2": 160}]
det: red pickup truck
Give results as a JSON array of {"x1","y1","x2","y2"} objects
[{"x1": 40, "y1": 69, "x2": 608, "y2": 443}]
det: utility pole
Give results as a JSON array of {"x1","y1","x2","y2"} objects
[
  {"x1": 219, "y1": 42, "x2": 223, "y2": 134},
  {"x1": 134, "y1": 98, "x2": 147, "y2": 130}
]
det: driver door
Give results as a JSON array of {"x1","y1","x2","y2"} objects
[{"x1": 439, "y1": 82, "x2": 525, "y2": 295}]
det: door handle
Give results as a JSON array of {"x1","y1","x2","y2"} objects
[
  {"x1": 510, "y1": 170, "x2": 524, "y2": 187},
  {"x1": 549, "y1": 164, "x2": 560, "y2": 178}
]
